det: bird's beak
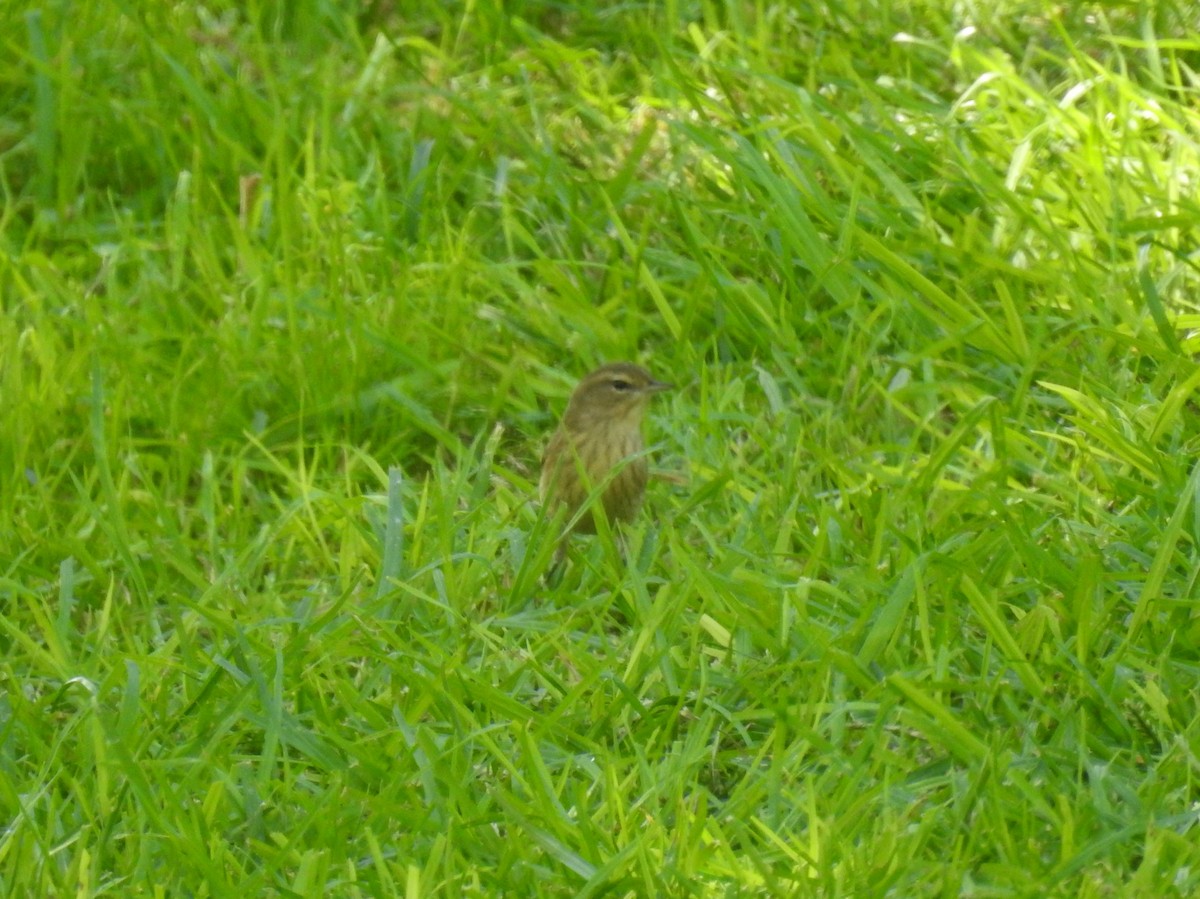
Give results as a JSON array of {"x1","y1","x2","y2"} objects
[{"x1": 644, "y1": 379, "x2": 673, "y2": 394}]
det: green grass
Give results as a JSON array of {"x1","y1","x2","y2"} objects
[{"x1": 4, "y1": 0, "x2": 1200, "y2": 894}]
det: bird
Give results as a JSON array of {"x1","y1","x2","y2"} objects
[{"x1": 539, "y1": 362, "x2": 672, "y2": 535}]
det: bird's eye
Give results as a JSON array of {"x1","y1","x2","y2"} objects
[{"x1": 611, "y1": 379, "x2": 633, "y2": 391}]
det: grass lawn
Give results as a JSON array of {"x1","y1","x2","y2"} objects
[{"x1": 4, "y1": 0, "x2": 1200, "y2": 895}]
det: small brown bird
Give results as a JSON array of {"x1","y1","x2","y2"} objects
[{"x1": 540, "y1": 362, "x2": 672, "y2": 534}]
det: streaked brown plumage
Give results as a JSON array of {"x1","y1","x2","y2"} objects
[{"x1": 540, "y1": 362, "x2": 672, "y2": 534}]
